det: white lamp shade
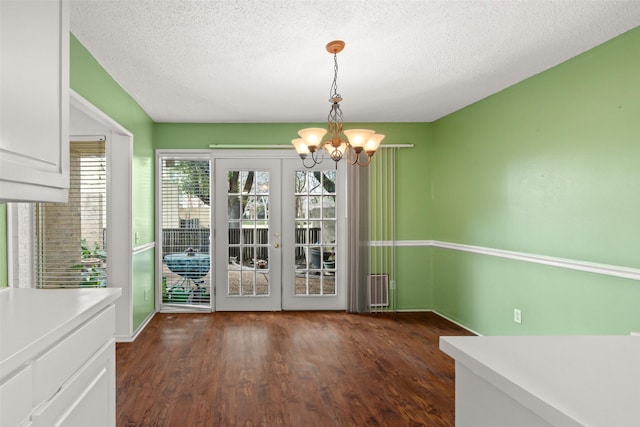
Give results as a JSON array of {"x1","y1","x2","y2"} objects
[
  {"x1": 291, "y1": 138, "x2": 309, "y2": 154},
  {"x1": 365, "y1": 134, "x2": 385, "y2": 152},
  {"x1": 343, "y1": 129, "x2": 375, "y2": 148},
  {"x1": 297, "y1": 128, "x2": 327, "y2": 148},
  {"x1": 324, "y1": 141, "x2": 347, "y2": 159}
]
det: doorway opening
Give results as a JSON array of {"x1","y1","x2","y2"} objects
[{"x1": 156, "y1": 150, "x2": 346, "y2": 312}]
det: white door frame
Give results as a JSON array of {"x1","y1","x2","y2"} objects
[
  {"x1": 7, "y1": 90, "x2": 134, "y2": 340},
  {"x1": 212, "y1": 150, "x2": 347, "y2": 311},
  {"x1": 155, "y1": 151, "x2": 213, "y2": 313},
  {"x1": 71, "y1": 91, "x2": 134, "y2": 341},
  {"x1": 154, "y1": 149, "x2": 348, "y2": 312}
]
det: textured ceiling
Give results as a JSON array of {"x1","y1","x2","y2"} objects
[{"x1": 70, "y1": 1, "x2": 640, "y2": 123}]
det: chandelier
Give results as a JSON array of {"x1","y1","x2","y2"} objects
[{"x1": 291, "y1": 40, "x2": 385, "y2": 168}]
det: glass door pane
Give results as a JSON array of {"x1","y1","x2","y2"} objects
[
  {"x1": 226, "y1": 170, "x2": 270, "y2": 296},
  {"x1": 282, "y1": 159, "x2": 346, "y2": 310},
  {"x1": 215, "y1": 158, "x2": 281, "y2": 311},
  {"x1": 293, "y1": 170, "x2": 337, "y2": 296}
]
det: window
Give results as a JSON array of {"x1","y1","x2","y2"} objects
[
  {"x1": 160, "y1": 157, "x2": 211, "y2": 306},
  {"x1": 35, "y1": 141, "x2": 107, "y2": 288}
]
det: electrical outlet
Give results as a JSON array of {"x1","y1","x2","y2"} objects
[
  {"x1": 514, "y1": 308, "x2": 522, "y2": 324},
  {"x1": 144, "y1": 289, "x2": 149, "y2": 301}
]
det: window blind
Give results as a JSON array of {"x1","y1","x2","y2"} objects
[
  {"x1": 35, "y1": 141, "x2": 107, "y2": 288},
  {"x1": 160, "y1": 158, "x2": 211, "y2": 305},
  {"x1": 369, "y1": 147, "x2": 396, "y2": 312}
]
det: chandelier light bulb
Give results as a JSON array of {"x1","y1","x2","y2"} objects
[
  {"x1": 291, "y1": 138, "x2": 310, "y2": 158},
  {"x1": 324, "y1": 141, "x2": 347, "y2": 161},
  {"x1": 365, "y1": 134, "x2": 385, "y2": 153},
  {"x1": 298, "y1": 128, "x2": 327, "y2": 150},
  {"x1": 343, "y1": 129, "x2": 375, "y2": 149}
]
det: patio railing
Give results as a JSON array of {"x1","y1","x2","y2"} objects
[{"x1": 161, "y1": 227, "x2": 321, "y2": 261}]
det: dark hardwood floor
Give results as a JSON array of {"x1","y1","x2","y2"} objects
[{"x1": 116, "y1": 311, "x2": 473, "y2": 426}]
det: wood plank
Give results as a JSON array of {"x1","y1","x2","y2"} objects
[{"x1": 116, "y1": 312, "x2": 473, "y2": 426}]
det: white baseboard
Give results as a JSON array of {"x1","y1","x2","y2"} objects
[
  {"x1": 391, "y1": 308, "x2": 481, "y2": 336},
  {"x1": 115, "y1": 311, "x2": 156, "y2": 343},
  {"x1": 430, "y1": 309, "x2": 482, "y2": 336}
]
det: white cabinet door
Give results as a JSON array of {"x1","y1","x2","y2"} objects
[
  {"x1": 0, "y1": 365, "x2": 33, "y2": 427},
  {"x1": 32, "y1": 340, "x2": 116, "y2": 427},
  {"x1": 0, "y1": 0, "x2": 69, "y2": 202}
]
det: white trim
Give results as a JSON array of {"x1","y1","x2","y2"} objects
[
  {"x1": 369, "y1": 239, "x2": 640, "y2": 281},
  {"x1": 155, "y1": 151, "x2": 213, "y2": 313},
  {"x1": 394, "y1": 240, "x2": 434, "y2": 247},
  {"x1": 132, "y1": 242, "x2": 155, "y2": 255},
  {"x1": 430, "y1": 309, "x2": 483, "y2": 336},
  {"x1": 70, "y1": 90, "x2": 132, "y2": 137},
  {"x1": 379, "y1": 144, "x2": 414, "y2": 148},
  {"x1": 116, "y1": 311, "x2": 156, "y2": 343},
  {"x1": 208, "y1": 143, "x2": 414, "y2": 149},
  {"x1": 157, "y1": 148, "x2": 300, "y2": 159},
  {"x1": 159, "y1": 305, "x2": 212, "y2": 313},
  {"x1": 70, "y1": 135, "x2": 106, "y2": 142},
  {"x1": 391, "y1": 309, "x2": 481, "y2": 335},
  {"x1": 70, "y1": 90, "x2": 134, "y2": 340},
  {"x1": 6, "y1": 203, "x2": 34, "y2": 287},
  {"x1": 209, "y1": 144, "x2": 293, "y2": 149}
]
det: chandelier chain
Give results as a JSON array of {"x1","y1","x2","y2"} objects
[
  {"x1": 330, "y1": 53, "x2": 340, "y2": 100},
  {"x1": 328, "y1": 52, "x2": 343, "y2": 143}
]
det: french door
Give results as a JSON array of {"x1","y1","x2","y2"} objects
[
  {"x1": 213, "y1": 155, "x2": 346, "y2": 311},
  {"x1": 214, "y1": 158, "x2": 282, "y2": 310}
]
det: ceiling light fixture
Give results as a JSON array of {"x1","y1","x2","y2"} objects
[{"x1": 292, "y1": 40, "x2": 384, "y2": 168}]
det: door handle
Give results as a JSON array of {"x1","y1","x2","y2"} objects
[{"x1": 273, "y1": 242, "x2": 280, "y2": 249}]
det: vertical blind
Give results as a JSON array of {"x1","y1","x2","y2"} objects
[
  {"x1": 368, "y1": 147, "x2": 396, "y2": 312},
  {"x1": 35, "y1": 141, "x2": 107, "y2": 288}
]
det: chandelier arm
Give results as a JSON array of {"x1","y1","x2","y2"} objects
[
  {"x1": 354, "y1": 152, "x2": 373, "y2": 167},
  {"x1": 350, "y1": 151, "x2": 360, "y2": 166},
  {"x1": 344, "y1": 144, "x2": 357, "y2": 165},
  {"x1": 312, "y1": 147, "x2": 325, "y2": 164},
  {"x1": 299, "y1": 147, "x2": 325, "y2": 169},
  {"x1": 301, "y1": 156, "x2": 318, "y2": 169}
]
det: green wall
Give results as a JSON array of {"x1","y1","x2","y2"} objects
[
  {"x1": 132, "y1": 247, "x2": 155, "y2": 328},
  {"x1": 70, "y1": 34, "x2": 155, "y2": 331},
  {"x1": 431, "y1": 26, "x2": 640, "y2": 335},
  {"x1": 0, "y1": 204, "x2": 7, "y2": 287},
  {"x1": 154, "y1": 122, "x2": 433, "y2": 310},
  {"x1": 72, "y1": 23, "x2": 640, "y2": 335}
]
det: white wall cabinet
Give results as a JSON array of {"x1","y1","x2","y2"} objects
[
  {"x1": 0, "y1": 0, "x2": 70, "y2": 203},
  {"x1": 0, "y1": 288, "x2": 121, "y2": 427}
]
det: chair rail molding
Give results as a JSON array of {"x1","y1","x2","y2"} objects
[
  {"x1": 133, "y1": 242, "x2": 156, "y2": 255},
  {"x1": 369, "y1": 240, "x2": 640, "y2": 282}
]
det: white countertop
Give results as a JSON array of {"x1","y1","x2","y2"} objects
[
  {"x1": 0, "y1": 287, "x2": 121, "y2": 377},
  {"x1": 440, "y1": 335, "x2": 640, "y2": 427}
]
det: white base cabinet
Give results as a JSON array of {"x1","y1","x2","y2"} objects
[
  {"x1": 32, "y1": 340, "x2": 115, "y2": 427},
  {"x1": 440, "y1": 335, "x2": 640, "y2": 427},
  {"x1": 0, "y1": 288, "x2": 121, "y2": 427}
]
